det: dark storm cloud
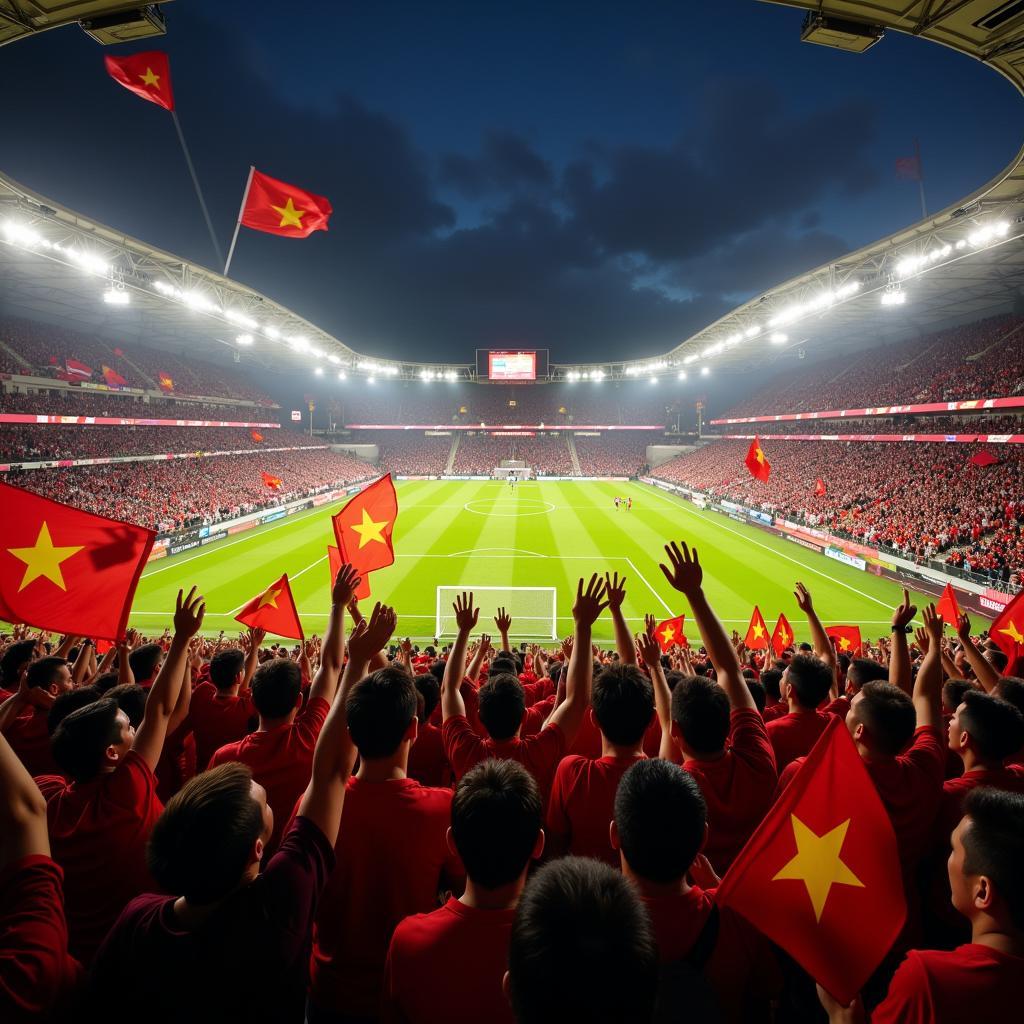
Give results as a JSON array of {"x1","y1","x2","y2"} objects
[{"x1": 440, "y1": 131, "x2": 553, "y2": 198}]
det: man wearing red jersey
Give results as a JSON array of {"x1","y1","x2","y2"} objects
[
  {"x1": 406, "y1": 673, "x2": 450, "y2": 788},
  {"x1": 384, "y1": 759, "x2": 543, "y2": 1023},
  {"x1": 0, "y1": 656, "x2": 74, "y2": 777},
  {"x1": 36, "y1": 587, "x2": 204, "y2": 965}
]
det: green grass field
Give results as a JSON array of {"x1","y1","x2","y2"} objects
[{"x1": 131, "y1": 479, "x2": 967, "y2": 646}]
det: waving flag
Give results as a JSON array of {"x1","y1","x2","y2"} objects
[
  {"x1": 102, "y1": 365, "x2": 128, "y2": 389},
  {"x1": 104, "y1": 51, "x2": 175, "y2": 111},
  {"x1": 653, "y1": 614, "x2": 687, "y2": 652},
  {"x1": 990, "y1": 590, "x2": 1024, "y2": 660},
  {"x1": 251, "y1": 431, "x2": 264, "y2": 443},
  {"x1": 240, "y1": 170, "x2": 333, "y2": 239},
  {"x1": 744, "y1": 436, "x2": 771, "y2": 482},
  {"x1": 771, "y1": 613, "x2": 795, "y2": 657},
  {"x1": 935, "y1": 583, "x2": 962, "y2": 629},
  {"x1": 261, "y1": 471, "x2": 283, "y2": 491},
  {"x1": 814, "y1": 478, "x2": 827, "y2": 497},
  {"x1": 332, "y1": 474, "x2": 398, "y2": 599},
  {"x1": 158, "y1": 372, "x2": 174, "y2": 393},
  {"x1": 744, "y1": 605, "x2": 770, "y2": 650},
  {"x1": 65, "y1": 358, "x2": 92, "y2": 380},
  {"x1": 235, "y1": 573, "x2": 303, "y2": 640},
  {"x1": 826, "y1": 625, "x2": 862, "y2": 657}
]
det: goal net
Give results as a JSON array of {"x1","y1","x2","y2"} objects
[{"x1": 436, "y1": 586, "x2": 558, "y2": 640}]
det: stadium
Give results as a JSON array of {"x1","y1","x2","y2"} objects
[{"x1": 1, "y1": 2, "x2": 1024, "y2": 1022}]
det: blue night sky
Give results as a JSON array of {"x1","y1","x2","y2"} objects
[{"x1": 1, "y1": 0, "x2": 1019, "y2": 361}]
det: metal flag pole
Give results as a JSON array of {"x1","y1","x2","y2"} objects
[
  {"x1": 914, "y1": 138, "x2": 928, "y2": 220},
  {"x1": 170, "y1": 110, "x2": 224, "y2": 267},
  {"x1": 223, "y1": 166, "x2": 256, "y2": 277}
]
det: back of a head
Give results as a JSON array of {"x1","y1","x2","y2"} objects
[
  {"x1": 785, "y1": 654, "x2": 834, "y2": 709},
  {"x1": 251, "y1": 658, "x2": 301, "y2": 720},
  {"x1": 491, "y1": 655, "x2": 517, "y2": 676},
  {"x1": 428, "y1": 659, "x2": 446, "y2": 684},
  {"x1": 959, "y1": 691, "x2": 1024, "y2": 762},
  {"x1": 414, "y1": 673, "x2": 440, "y2": 723},
  {"x1": 1, "y1": 639, "x2": 36, "y2": 686},
  {"x1": 129, "y1": 642, "x2": 163, "y2": 684},
  {"x1": 47, "y1": 685, "x2": 100, "y2": 735},
  {"x1": 345, "y1": 666, "x2": 417, "y2": 759},
  {"x1": 760, "y1": 668, "x2": 782, "y2": 702},
  {"x1": 670, "y1": 676, "x2": 729, "y2": 755},
  {"x1": 847, "y1": 658, "x2": 888, "y2": 692},
  {"x1": 987, "y1": 648, "x2": 1009, "y2": 675},
  {"x1": 592, "y1": 664, "x2": 654, "y2": 746},
  {"x1": 106, "y1": 683, "x2": 148, "y2": 728},
  {"x1": 943, "y1": 678, "x2": 975, "y2": 714},
  {"x1": 148, "y1": 762, "x2": 264, "y2": 906},
  {"x1": 478, "y1": 673, "x2": 526, "y2": 741},
  {"x1": 746, "y1": 679, "x2": 766, "y2": 714},
  {"x1": 509, "y1": 856, "x2": 658, "y2": 1024},
  {"x1": 995, "y1": 677, "x2": 1024, "y2": 718},
  {"x1": 614, "y1": 758, "x2": 707, "y2": 883},
  {"x1": 961, "y1": 787, "x2": 1024, "y2": 930},
  {"x1": 853, "y1": 681, "x2": 916, "y2": 756},
  {"x1": 93, "y1": 671, "x2": 120, "y2": 695},
  {"x1": 451, "y1": 759, "x2": 541, "y2": 889},
  {"x1": 51, "y1": 698, "x2": 122, "y2": 783},
  {"x1": 209, "y1": 648, "x2": 245, "y2": 690}
]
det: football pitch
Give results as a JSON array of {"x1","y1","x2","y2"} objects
[{"x1": 130, "y1": 479, "x2": 963, "y2": 645}]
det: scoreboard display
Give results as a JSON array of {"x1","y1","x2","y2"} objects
[{"x1": 478, "y1": 350, "x2": 548, "y2": 381}]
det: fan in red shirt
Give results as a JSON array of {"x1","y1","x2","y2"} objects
[
  {"x1": 819, "y1": 788, "x2": 1024, "y2": 1024},
  {"x1": 384, "y1": 758, "x2": 544, "y2": 1024},
  {"x1": 35, "y1": 587, "x2": 204, "y2": 965},
  {"x1": 406, "y1": 673, "x2": 450, "y2": 788},
  {"x1": 309, "y1": 604, "x2": 464, "y2": 1021},
  {"x1": 440, "y1": 580, "x2": 608, "y2": 798},
  {"x1": 0, "y1": 655, "x2": 76, "y2": 778}
]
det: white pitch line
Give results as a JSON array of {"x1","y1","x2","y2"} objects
[{"x1": 624, "y1": 557, "x2": 674, "y2": 615}]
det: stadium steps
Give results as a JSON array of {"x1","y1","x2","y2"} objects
[
  {"x1": 445, "y1": 434, "x2": 460, "y2": 474},
  {"x1": 567, "y1": 433, "x2": 582, "y2": 476},
  {"x1": 0, "y1": 339, "x2": 31, "y2": 370}
]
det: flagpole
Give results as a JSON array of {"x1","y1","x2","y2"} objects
[
  {"x1": 223, "y1": 166, "x2": 255, "y2": 278},
  {"x1": 914, "y1": 138, "x2": 928, "y2": 220},
  {"x1": 170, "y1": 110, "x2": 224, "y2": 267}
]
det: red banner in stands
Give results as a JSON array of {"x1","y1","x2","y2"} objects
[
  {"x1": 718, "y1": 433, "x2": 1024, "y2": 444},
  {"x1": 0, "y1": 415, "x2": 281, "y2": 428},
  {"x1": 710, "y1": 395, "x2": 1024, "y2": 425},
  {"x1": 344, "y1": 423, "x2": 665, "y2": 431}
]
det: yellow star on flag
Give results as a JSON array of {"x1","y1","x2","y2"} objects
[
  {"x1": 838, "y1": 637, "x2": 852, "y2": 651},
  {"x1": 779, "y1": 630, "x2": 790, "y2": 646},
  {"x1": 271, "y1": 196, "x2": 306, "y2": 229},
  {"x1": 139, "y1": 67, "x2": 161, "y2": 88},
  {"x1": 257, "y1": 586, "x2": 282, "y2": 609},
  {"x1": 752, "y1": 623, "x2": 765, "y2": 638},
  {"x1": 755, "y1": 447, "x2": 765, "y2": 463},
  {"x1": 350, "y1": 508, "x2": 389, "y2": 549},
  {"x1": 7, "y1": 522, "x2": 84, "y2": 592},
  {"x1": 660, "y1": 625, "x2": 676, "y2": 644},
  {"x1": 999, "y1": 620, "x2": 1024, "y2": 646},
  {"x1": 773, "y1": 814, "x2": 864, "y2": 922}
]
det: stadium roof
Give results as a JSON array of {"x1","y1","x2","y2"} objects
[{"x1": 1, "y1": 1, "x2": 1024, "y2": 383}]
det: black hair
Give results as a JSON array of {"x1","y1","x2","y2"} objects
[
  {"x1": 414, "y1": 673, "x2": 440, "y2": 721},
  {"x1": 847, "y1": 658, "x2": 888, "y2": 691},
  {"x1": 490, "y1": 656, "x2": 517, "y2": 675},
  {"x1": 853, "y1": 681, "x2": 916, "y2": 756},
  {"x1": 477, "y1": 673, "x2": 525, "y2": 741},
  {"x1": 962, "y1": 787, "x2": 1024, "y2": 930},
  {"x1": 995, "y1": 677, "x2": 1024, "y2": 718},
  {"x1": 746, "y1": 678, "x2": 767, "y2": 714},
  {"x1": 209, "y1": 648, "x2": 245, "y2": 690},
  {"x1": 50, "y1": 698, "x2": 123, "y2": 783},
  {"x1": 92, "y1": 671, "x2": 120, "y2": 694},
  {"x1": 760, "y1": 668, "x2": 782, "y2": 702},
  {"x1": 785, "y1": 654, "x2": 834, "y2": 709},
  {"x1": 345, "y1": 667, "x2": 417, "y2": 759},
  {"x1": 988, "y1": 649, "x2": 1009, "y2": 674},
  {"x1": 670, "y1": 676, "x2": 730, "y2": 755},
  {"x1": 26, "y1": 656, "x2": 68, "y2": 691},
  {"x1": 47, "y1": 685, "x2": 101, "y2": 735},
  {"x1": 128, "y1": 643, "x2": 163, "y2": 684},
  {"x1": 428, "y1": 660, "x2": 446, "y2": 685},
  {"x1": 592, "y1": 665, "x2": 654, "y2": 746},
  {"x1": 1, "y1": 639, "x2": 36, "y2": 685},
  {"x1": 943, "y1": 678, "x2": 976, "y2": 713},
  {"x1": 106, "y1": 683, "x2": 148, "y2": 728},
  {"x1": 958, "y1": 691, "x2": 1024, "y2": 762},
  {"x1": 251, "y1": 659, "x2": 302, "y2": 720}
]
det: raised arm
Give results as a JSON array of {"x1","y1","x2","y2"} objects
[
  {"x1": 637, "y1": 622, "x2": 673, "y2": 761},
  {"x1": 660, "y1": 542, "x2": 754, "y2": 711},
  {"x1": 466, "y1": 634, "x2": 491, "y2": 684},
  {"x1": 241, "y1": 626, "x2": 265, "y2": 691},
  {"x1": 888, "y1": 589, "x2": 918, "y2": 697},
  {"x1": 605, "y1": 571, "x2": 637, "y2": 666},
  {"x1": 793, "y1": 582, "x2": 836, "y2": 670},
  {"x1": 309, "y1": 564, "x2": 361, "y2": 704},
  {"x1": 913, "y1": 604, "x2": 944, "y2": 732},
  {"x1": 954, "y1": 613, "x2": 1000, "y2": 693},
  {"x1": 494, "y1": 607, "x2": 512, "y2": 653},
  {"x1": 71, "y1": 640, "x2": 93, "y2": 686},
  {"x1": 442, "y1": 593, "x2": 479, "y2": 722},
  {"x1": 0, "y1": 730, "x2": 49, "y2": 868},
  {"x1": 116, "y1": 630, "x2": 136, "y2": 689},
  {"x1": 132, "y1": 587, "x2": 204, "y2": 771}
]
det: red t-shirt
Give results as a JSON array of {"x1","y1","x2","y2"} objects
[
  {"x1": 0, "y1": 854, "x2": 82, "y2": 1023},
  {"x1": 762, "y1": 700, "x2": 787, "y2": 723},
  {"x1": 310, "y1": 776, "x2": 463, "y2": 1017},
  {"x1": 936, "y1": 767, "x2": 1024, "y2": 846},
  {"x1": 36, "y1": 750, "x2": 163, "y2": 965},
  {"x1": 872, "y1": 944, "x2": 1024, "y2": 1024},
  {"x1": 546, "y1": 753, "x2": 646, "y2": 865},
  {"x1": 383, "y1": 897, "x2": 515, "y2": 1024},
  {"x1": 407, "y1": 721, "x2": 450, "y2": 789},
  {"x1": 521, "y1": 695, "x2": 556, "y2": 736},
  {"x1": 765, "y1": 709, "x2": 832, "y2": 771},
  {"x1": 208, "y1": 696, "x2": 328, "y2": 856},
  {"x1": 682, "y1": 708, "x2": 777, "y2": 873},
  {"x1": 822, "y1": 696, "x2": 851, "y2": 719},
  {"x1": 3, "y1": 706, "x2": 59, "y2": 778},
  {"x1": 521, "y1": 679, "x2": 554, "y2": 706},
  {"x1": 187, "y1": 682, "x2": 256, "y2": 771},
  {"x1": 441, "y1": 715, "x2": 566, "y2": 797},
  {"x1": 566, "y1": 709, "x2": 603, "y2": 758}
]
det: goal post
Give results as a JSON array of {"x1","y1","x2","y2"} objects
[{"x1": 436, "y1": 586, "x2": 558, "y2": 640}]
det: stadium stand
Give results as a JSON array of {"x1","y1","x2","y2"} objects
[{"x1": 574, "y1": 433, "x2": 651, "y2": 475}]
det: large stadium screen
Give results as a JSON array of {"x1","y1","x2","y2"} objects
[{"x1": 488, "y1": 350, "x2": 536, "y2": 381}]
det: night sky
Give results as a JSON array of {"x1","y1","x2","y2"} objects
[{"x1": 1, "y1": 1, "x2": 1019, "y2": 363}]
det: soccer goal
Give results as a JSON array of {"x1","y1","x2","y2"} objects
[{"x1": 435, "y1": 586, "x2": 558, "y2": 640}]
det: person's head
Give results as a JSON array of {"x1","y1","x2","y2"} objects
[
  {"x1": 478, "y1": 674, "x2": 526, "y2": 741},
  {"x1": 345, "y1": 667, "x2": 417, "y2": 760},
  {"x1": 943, "y1": 678, "x2": 976, "y2": 715},
  {"x1": 670, "y1": 676, "x2": 729, "y2": 757},
  {"x1": 148, "y1": 763, "x2": 273, "y2": 906},
  {"x1": 428, "y1": 660, "x2": 446, "y2": 685},
  {"x1": 760, "y1": 668, "x2": 782, "y2": 703},
  {"x1": 949, "y1": 787, "x2": 1024, "y2": 933},
  {"x1": 106, "y1": 683, "x2": 148, "y2": 728},
  {"x1": 209, "y1": 648, "x2": 245, "y2": 691},
  {"x1": 26, "y1": 656, "x2": 73, "y2": 697},
  {"x1": 948, "y1": 691, "x2": 1024, "y2": 764},
  {"x1": 612, "y1": 758, "x2": 707, "y2": 884},
  {"x1": 50, "y1": 698, "x2": 134, "y2": 783},
  {"x1": 591, "y1": 665, "x2": 653, "y2": 747},
  {"x1": 986, "y1": 648, "x2": 1009, "y2": 675},
  {"x1": 414, "y1": 673, "x2": 440, "y2": 723},
  {"x1": 491, "y1": 655, "x2": 517, "y2": 676},
  {"x1": 994, "y1": 677, "x2": 1024, "y2": 719},
  {"x1": 507, "y1": 857, "x2": 658, "y2": 1024},
  {"x1": 250, "y1": 659, "x2": 302, "y2": 721},
  {"x1": 846, "y1": 657, "x2": 888, "y2": 694},
  {"x1": 0, "y1": 639, "x2": 35, "y2": 686},
  {"x1": 746, "y1": 678, "x2": 767, "y2": 714},
  {"x1": 92, "y1": 671, "x2": 120, "y2": 694},
  {"x1": 47, "y1": 684, "x2": 100, "y2": 735},
  {"x1": 128, "y1": 642, "x2": 164, "y2": 684},
  {"x1": 450, "y1": 759, "x2": 543, "y2": 889},
  {"x1": 847, "y1": 681, "x2": 916, "y2": 756},
  {"x1": 783, "y1": 654, "x2": 834, "y2": 710}
]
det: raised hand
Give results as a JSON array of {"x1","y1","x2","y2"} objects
[
  {"x1": 247, "y1": 626, "x2": 266, "y2": 652},
  {"x1": 572, "y1": 574, "x2": 609, "y2": 628},
  {"x1": 635, "y1": 630, "x2": 660, "y2": 669},
  {"x1": 173, "y1": 587, "x2": 206, "y2": 638},
  {"x1": 494, "y1": 606, "x2": 512, "y2": 635},
  {"x1": 604, "y1": 571, "x2": 627, "y2": 610},
  {"x1": 955, "y1": 612, "x2": 972, "y2": 642},
  {"x1": 891, "y1": 588, "x2": 917, "y2": 631},
  {"x1": 659, "y1": 541, "x2": 703, "y2": 596},
  {"x1": 915, "y1": 627, "x2": 929, "y2": 654},
  {"x1": 348, "y1": 602, "x2": 397, "y2": 664},
  {"x1": 922, "y1": 603, "x2": 943, "y2": 643},
  {"x1": 453, "y1": 592, "x2": 480, "y2": 634},
  {"x1": 793, "y1": 582, "x2": 813, "y2": 613},
  {"x1": 331, "y1": 562, "x2": 362, "y2": 607},
  {"x1": 560, "y1": 635, "x2": 574, "y2": 661},
  {"x1": 644, "y1": 612, "x2": 657, "y2": 638}
]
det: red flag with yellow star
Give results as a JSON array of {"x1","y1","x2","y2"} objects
[
  {"x1": 240, "y1": 169, "x2": 333, "y2": 238},
  {"x1": 935, "y1": 582, "x2": 962, "y2": 629},
  {"x1": 826, "y1": 625, "x2": 862, "y2": 657},
  {"x1": 744, "y1": 605, "x2": 770, "y2": 650},
  {"x1": 234, "y1": 573, "x2": 304, "y2": 640},
  {"x1": 327, "y1": 545, "x2": 344, "y2": 588},
  {"x1": 744, "y1": 436, "x2": 771, "y2": 482},
  {"x1": 332, "y1": 474, "x2": 398, "y2": 599},
  {"x1": 716, "y1": 717, "x2": 905, "y2": 1003},
  {"x1": 653, "y1": 614, "x2": 687, "y2": 653},
  {"x1": 104, "y1": 51, "x2": 174, "y2": 111},
  {"x1": 771, "y1": 613, "x2": 794, "y2": 657},
  {"x1": 0, "y1": 480, "x2": 155, "y2": 642},
  {"x1": 990, "y1": 590, "x2": 1024, "y2": 659},
  {"x1": 261, "y1": 471, "x2": 283, "y2": 491}
]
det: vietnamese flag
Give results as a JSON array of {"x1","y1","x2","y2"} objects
[
  {"x1": 744, "y1": 605, "x2": 770, "y2": 650},
  {"x1": 261, "y1": 471, "x2": 283, "y2": 491},
  {"x1": 251, "y1": 430, "x2": 264, "y2": 443},
  {"x1": 717, "y1": 718, "x2": 905, "y2": 1002},
  {"x1": 104, "y1": 51, "x2": 174, "y2": 112},
  {"x1": 826, "y1": 625, "x2": 862, "y2": 657},
  {"x1": 744, "y1": 436, "x2": 771, "y2": 482},
  {"x1": 990, "y1": 590, "x2": 1024, "y2": 660},
  {"x1": 935, "y1": 583, "x2": 961, "y2": 629},
  {"x1": 814, "y1": 478, "x2": 827, "y2": 497},
  {"x1": 240, "y1": 170, "x2": 333, "y2": 239},
  {"x1": 771, "y1": 613, "x2": 795, "y2": 657},
  {"x1": 158, "y1": 372, "x2": 174, "y2": 393},
  {"x1": 102, "y1": 365, "x2": 127, "y2": 389},
  {"x1": 0, "y1": 480, "x2": 155, "y2": 642},
  {"x1": 327, "y1": 545, "x2": 344, "y2": 588},
  {"x1": 653, "y1": 614, "x2": 687, "y2": 652},
  {"x1": 235, "y1": 573, "x2": 303, "y2": 640},
  {"x1": 332, "y1": 474, "x2": 398, "y2": 599}
]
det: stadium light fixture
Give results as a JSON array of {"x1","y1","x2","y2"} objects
[
  {"x1": 264, "y1": 325, "x2": 281, "y2": 339},
  {"x1": 3, "y1": 221, "x2": 44, "y2": 248},
  {"x1": 683, "y1": 354, "x2": 698, "y2": 365},
  {"x1": 678, "y1": 370, "x2": 687, "y2": 381},
  {"x1": 592, "y1": 369, "x2": 605, "y2": 381},
  {"x1": 744, "y1": 325, "x2": 761, "y2": 339},
  {"x1": 337, "y1": 371, "x2": 346, "y2": 380},
  {"x1": 700, "y1": 366, "x2": 710, "y2": 376},
  {"x1": 290, "y1": 336, "x2": 311, "y2": 353},
  {"x1": 327, "y1": 354, "x2": 341, "y2": 364},
  {"x1": 649, "y1": 376, "x2": 658, "y2": 385},
  {"x1": 64, "y1": 248, "x2": 109, "y2": 276},
  {"x1": 102, "y1": 287, "x2": 130, "y2": 306},
  {"x1": 445, "y1": 370, "x2": 458, "y2": 382},
  {"x1": 314, "y1": 367, "x2": 324, "y2": 376},
  {"x1": 235, "y1": 333, "x2": 253, "y2": 345},
  {"x1": 880, "y1": 290, "x2": 906, "y2": 306},
  {"x1": 368, "y1": 376, "x2": 376, "y2": 384},
  {"x1": 225, "y1": 309, "x2": 258, "y2": 330},
  {"x1": 770, "y1": 332, "x2": 788, "y2": 344}
]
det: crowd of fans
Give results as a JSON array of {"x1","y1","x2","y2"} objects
[
  {"x1": 2, "y1": 550, "x2": 1023, "y2": 1023},
  {"x1": 513, "y1": 436, "x2": 574, "y2": 476},
  {"x1": 369, "y1": 433, "x2": 454, "y2": 476},
  {"x1": 451, "y1": 434, "x2": 515, "y2": 475},
  {"x1": 574, "y1": 433, "x2": 651, "y2": 475},
  {"x1": 655, "y1": 439, "x2": 1024, "y2": 583},
  {"x1": 0, "y1": 390, "x2": 273, "y2": 418},
  {"x1": 713, "y1": 413, "x2": 1024, "y2": 437}
]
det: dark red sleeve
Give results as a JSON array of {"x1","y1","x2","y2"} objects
[
  {"x1": 441, "y1": 715, "x2": 488, "y2": 780},
  {"x1": 729, "y1": 708, "x2": 777, "y2": 776},
  {"x1": 870, "y1": 952, "x2": 931, "y2": 1024},
  {"x1": 261, "y1": 815, "x2": 336, "y2": 943},
  {"x1": 294, "y1": 696, "x2": 330, "y2": 751}
]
